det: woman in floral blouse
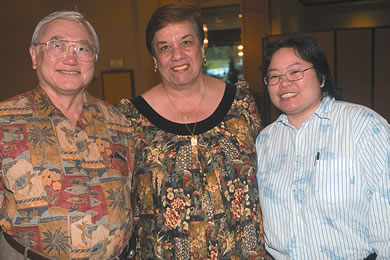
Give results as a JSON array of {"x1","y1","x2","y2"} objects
[{"x1": 118, "y1": 4, "x2": 265, "y2": 259}]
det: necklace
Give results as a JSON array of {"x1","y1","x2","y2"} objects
[
  {"x1": 165, "y1": 91, "x2": 204, "y2": 121},
  {"x1": 164, "y1": 84, "x2": 206, "y2": 146}
]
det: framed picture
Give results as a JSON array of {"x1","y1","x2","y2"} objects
[{"x1": 101, "y1": 70, "x2": 135, "y2": 104}]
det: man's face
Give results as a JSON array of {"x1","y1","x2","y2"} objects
[{"x1": 29, "y1": 19, "x2": 95, "y2": 97}]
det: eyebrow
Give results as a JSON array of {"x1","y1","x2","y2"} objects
[
  {"x1": 156, "y1": 40, "x2": 168, "y2": 45},
  {"x1": 47, "y1": 35, "x2": 92, "y2": 45},
  {"x1": 268, "y1": 62, "x2": 303, "y2": 73},
  {"x1": 181, "y1": 34, "x2": 193, "y2": 40},
  {"x1": 155, "y1": 34, "x2": 193, "y2": 45}
]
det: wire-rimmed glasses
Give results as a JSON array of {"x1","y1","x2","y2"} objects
[
  {"x1": 35, "y1": 39, "x2": 96, "y2": 62},
  {"x1": 264, "y1": 67, "x2": 314, "y2": 86}
]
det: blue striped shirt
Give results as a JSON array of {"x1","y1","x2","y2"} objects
[{"x1": 256, "y1": 96, "x2": 390, "y2": 259}]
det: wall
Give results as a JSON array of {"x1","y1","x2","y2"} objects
[
  {"x1": 304, "y1": 0, "x2": 390, "y2": 31},
  {"x1": 240, "y1": 0, "x2": 269, "y2": 121},
  {"x1": 269, "y1": 0, "x2": 304, "y2": 34}
]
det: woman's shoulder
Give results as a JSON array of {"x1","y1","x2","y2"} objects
[
  {"x1": 140, "y1": 84, "x2": 162, "y2": 102},
  {"x1": 332, "y1": 99, "x2": 388, "y2": 125},
  {"x1": 230, "y1": 79, "x2": 258, "y2": 105},
  {"x1": 117, "y1": 98, "x2": 134, "y2": 116},
  {"x1": 234, "y1": 79, "x2": 251, "y2": 94}
]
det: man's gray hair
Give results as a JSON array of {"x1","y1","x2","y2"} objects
[{"x1": 31, "y1": 11, "x2": 99, "y2": 60}]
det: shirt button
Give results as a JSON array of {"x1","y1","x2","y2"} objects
[{"x1": 128, "y1": 249, "x2": 135, "y2": 258}]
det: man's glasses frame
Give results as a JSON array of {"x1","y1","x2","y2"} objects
[{"x1": 35, "y1": 39, "x2": 97, "y2": 62}]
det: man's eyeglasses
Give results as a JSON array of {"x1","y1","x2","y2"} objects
[
  {"x1": 35, "y1": 39, "x2": 96, "y2": 62},
  {"x1": 264, "y1": 67, "x2": 314, "y2": 86}
]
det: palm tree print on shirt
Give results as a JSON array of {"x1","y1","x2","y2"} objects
[{"x1": 28, "y1": 125, "x2": 55, "y2": 167}]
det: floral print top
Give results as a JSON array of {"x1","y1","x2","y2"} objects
[
  {"x1": 0, "y1": 87, "x2": 134, "y2": 260},
  {"x1": 118, "y1": 80, "x2": 265, "y2": 260}
]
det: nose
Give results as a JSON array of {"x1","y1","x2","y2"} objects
[
  {"x1": 279, "y1": 74, "x2": 290, "y2": 88},
  {"x1": 171, "y1": 47, "x2": 184, "y2": 60},
  {"x1": 62, "y1": 46, "x2": 78, "y2": 64}
]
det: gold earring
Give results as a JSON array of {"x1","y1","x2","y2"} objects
[{"x1": 153, "y1": 65, "x2": 158, "y2": 72}]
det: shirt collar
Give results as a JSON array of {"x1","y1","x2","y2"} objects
[
  {"x1": 275, "y1": 95, "x2": 335, "y2": 127},
  {"x1": 33, "y1": 87, "x2": 57, "y2": 119},
  {"x1": 32, "y1": 86, "x2": 104, "y2": 125},
  {"x1": 313, "y1": 95, "x2": 334, "y2": 120}
]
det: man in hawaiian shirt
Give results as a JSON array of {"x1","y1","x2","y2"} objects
[{"x1": 0, "y1": 11, "x2": 133, "y2": 260}]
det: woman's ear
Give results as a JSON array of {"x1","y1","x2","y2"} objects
[
  {"x1": 152, "y1": 56, "x2": 158, "y2": 70},
  {"x1": 320, "y1": 75, "x2": 325, "y2": 88}
]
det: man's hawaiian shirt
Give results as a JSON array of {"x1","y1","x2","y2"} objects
[{"x1": 0, "y1": 87, "x2": 134, "y2": 260}]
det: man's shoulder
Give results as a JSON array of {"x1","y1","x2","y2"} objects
[
  {"x1": 0, "y1": 91, "x2": 35, "y2": 106},
  {"x1": 88, "y1": 95, "x2": 128, "y2": 124},
  {"x1": 89, "y1": 95, "x2": 115, "y2": 108},
  {"x1": 89, "y1": 96, "x2": 121, "y2": 113},
  {"x1": 0, "y1": 91, "x2": 35, "y2": 120}
]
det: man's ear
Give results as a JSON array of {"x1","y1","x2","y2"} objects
[{"x1": 29, "y1": 45, "x2": 37, "y2": 70}]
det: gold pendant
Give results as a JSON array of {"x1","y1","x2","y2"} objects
[
  {"x1": 182, "y1": 113, "x2": 188, "y2": 120},
  {"x1": 191, "y1": 136, "x2": 197, "y2": 146}
]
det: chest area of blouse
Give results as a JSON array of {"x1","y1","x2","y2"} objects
[{"x1": 257, "y1": 121, "x2": 364, "y2": 208}]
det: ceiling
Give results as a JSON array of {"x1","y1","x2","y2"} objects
[{"x1": 299, "y1": 0, "x2": 374, "y2": 5}]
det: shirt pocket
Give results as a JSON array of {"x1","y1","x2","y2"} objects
[{"x1": 313, "y1": 159, "x2": 360, "y2": 207}]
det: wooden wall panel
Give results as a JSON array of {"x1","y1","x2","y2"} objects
[
  {"x1": 241, "y1": 0, "x2": 269, "y2": 124},
  {"x1": 311, "y1": 31, "x2": 335, "y2": 78},
  {"x1": 374, "y1": 28, "x2": 390, "y2": 122},
  {"x1": 336, "y1": 29, "x2": 372, "y2": 107}
]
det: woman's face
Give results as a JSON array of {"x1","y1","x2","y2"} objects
[
  {"x1": 267, "y1": 47, "x2": 324, "y2": 124},
  {"x1": 152, "y1": 21, "x2": 204, "y2": 88}
]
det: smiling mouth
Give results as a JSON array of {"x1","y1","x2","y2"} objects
[
  {"x1": 281, "y1": 92, "x2": 298, "y2": 98},
  {"x1": 57, "y1": 70, "x2": 80, "y2": 74},
  {"x1": 172, "y1": 64, "x2": 189, "y2": 72}
]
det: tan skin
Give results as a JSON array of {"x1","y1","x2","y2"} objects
[
  {"x1": 29, "y1": 19, "x2": 95, "y2": 130},
  {"x1": 142, "y1": 21, "x2": 226, "y2": 124}
]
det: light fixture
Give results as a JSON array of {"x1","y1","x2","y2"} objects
[
  {"x1": 238, "y1": 44, "x2": 244, "y2": 57},
  {"x1": 203, "y1": 24, "x2": 208, "y2": 47}
]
